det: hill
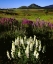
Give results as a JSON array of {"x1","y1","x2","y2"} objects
[
  {"x1": 44, "y1": 5, "x2": 53, "y2": 9},
  {"x1": 18, "y1": 4, "x2": 41, "y2": 9},
  {"x1": 28, "y1": 4, "x2": 41, "y2": 9},
  {"x1": 18, "y1": 4, "x2": 53, "y2": 9}
]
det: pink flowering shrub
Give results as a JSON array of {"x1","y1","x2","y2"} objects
[{"x1": 0, "y1": 17, "x2": 18, "y2": 32}]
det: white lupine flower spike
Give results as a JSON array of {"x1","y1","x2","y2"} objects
[
  {"x1": 18, "y1": 50, "x2": 21, "y2": 58},
  {"x1": 34, "y1": 50, "x2": 37, "y2": 56},
  {"x1": 10, "y1": 35, "x2": 44, "y2": 61},
  {"x1": 11, "y1": 41, "x2": 15, "y2": 58},
  {"x1": 7, "y1": 50, "x2": 11, "y2": 60},
  {"x1": 27, "y1": 40, "x2": 30, "y2": 46},
  {"x1": 36, "y1": 52, "x2": 39, "y2": 59},
  {"x1": 38, "y1": 40, "x2": 42, "y2": 51},
  {"x1": 24, "y1": 36, "x2": 27, "y2": 40},
  {"x1": 11, "y1": 51, "x2": 15, "y2": 58},
  {"x1": 33, "y1": 50, "x2": 39, "y2": 59},
  {"x1": 25, "y1": 45, "x2": 29, "y2": 58},
  {"x1": 15, "y1": 37, "x2": 19, "y2": 46},
  {"x1": 42, "y1": 45, "x2": 46, "y2": 53},
  {"x1": 12, "y1": 41, "x2": 15, "y2": 51},
  {"x1": 34, "y1": 35, "x2": 36, "y2": 41},
  {"x1": 36, "y1": 39, "x2": 39, "y2": 48},
  {"x1": 30, "y1": 42, "x2": 34, "y2": 51}
]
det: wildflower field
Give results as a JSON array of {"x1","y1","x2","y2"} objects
[
  {"x1": 0, "y1": 9, "x2": 53, "y2": 22},
  {"x1": 0, "y1": 9, "x2": 53, "y2": 64}
]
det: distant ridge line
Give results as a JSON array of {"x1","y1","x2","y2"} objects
[{"x1": 18, "y1": 3, "x2": 53, "y2": 9}]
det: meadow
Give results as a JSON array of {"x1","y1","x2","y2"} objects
[
  {"x1": 0, "y1": 9, "x2": 53, "y2": 64},
  {"x1": 0, "y1": 9, "x2": 53, "y2": 22}
]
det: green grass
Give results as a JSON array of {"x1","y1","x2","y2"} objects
[{"x1": 0, "y1": 9, "x2": 53, "y2": 22}]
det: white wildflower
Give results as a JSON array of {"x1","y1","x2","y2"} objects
[
  {"x1": 27, "y1": 40, "x2": 30, "y2": 46},
  {"x1": 24, "y1": 36, "x2": 27, "y2": 40},
  {"x1": 11, "y1": 50, "x2": 15, "y2": 58},
  {"x1": 29, "y1": 36, "x2": 33, "y2": 42},
  {"x1": 34, "y1": 35, "x2": 36, "y2": 41},
  {"x1": 20, "y1": 38, "x2": 25, "y2": 49},
  {"x1": 36, "y1": 39, "x2": 39, "y2": 48},
  {"x1": 20, "y1": 38, "x2": 24, "y2": 45},
  {"x1": 11, "y1": 41, "x2": 15, "y2": 58},
  {"x1": 42, "y1": 45, "x2": 46, "y2": 53},
  {"x1": 36, "y1": 52, "x2": 39, "y2": 59},
  {"x1": 25, "y1": 45, "x2": 29, "y2": 58},
  {"x1": 30, "y1": 42, "x2": 33, "y2": 51},
  {"x1": 39, "y1": 44, "x2": 41, "y2": 51},
  {"x1": 15, "y1": 37, "x2": 19, "y2": 46},
  {"x1": 33, "y1": 50, "x2": 37, "y2": 56},
  {"x1": 18, "y1": 50, "x2": 21, "y2": 58},
  {"x1": 33, "y1": 50, "x2": 39, "y2": 59},
  {"x1": 12, "y1": 41, "x2": 15, "y2": 52},
  {"x1": 24, "y1": 36, "x2": 27, "y2": 44},
  {"x1": 7, "y1": 50, "x2": 11, "y2": 60},
  {"x1": 38, "y1": 40, "x2": 42, "y2": 51},
  {"x1": 27, "y1": 37, "x2": 33, "y2": 46},
  {"x1": 33, "y1": 41, "x2": 35, "y2": 45}
]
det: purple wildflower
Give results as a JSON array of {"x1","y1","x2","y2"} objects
[
  {"x1": 48, "y1": 22, "x2": 53, "y2": 29},
  {"x1": 22, "y1": 19, "x2": 33, "y2": 26}
]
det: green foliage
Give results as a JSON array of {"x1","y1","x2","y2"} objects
[
  {"x1": 0, "y1": 9, "x2": 53, "y2": 22},
  {"x1": 13, "y1": 36, "x2": 40, "y2": 64},
  {"x1": 45, "y1": 9, "x2": 48, "y2": 15}
]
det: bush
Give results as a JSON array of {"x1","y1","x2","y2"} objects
[
  {"x1": 0, "y1": 17, "x2": 18, "y2": 32},
  {"x1": 0, "y1": 17, "x2": 53, "y2": 64},
  {"x1": 12, "y1": 35, "x2": 43, "y2": 64}
]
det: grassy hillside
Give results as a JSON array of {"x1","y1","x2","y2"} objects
[{"x1": 0, "y1": 9, "x2": 53, "y2": 22}]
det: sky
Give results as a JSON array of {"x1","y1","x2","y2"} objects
[{"x1": 0, "y1": 0, "x2": 53, "y2": 8}]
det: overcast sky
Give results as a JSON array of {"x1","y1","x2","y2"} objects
[{"x1": 0, "y1": 0, "x2": 53, "y2": 8}]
